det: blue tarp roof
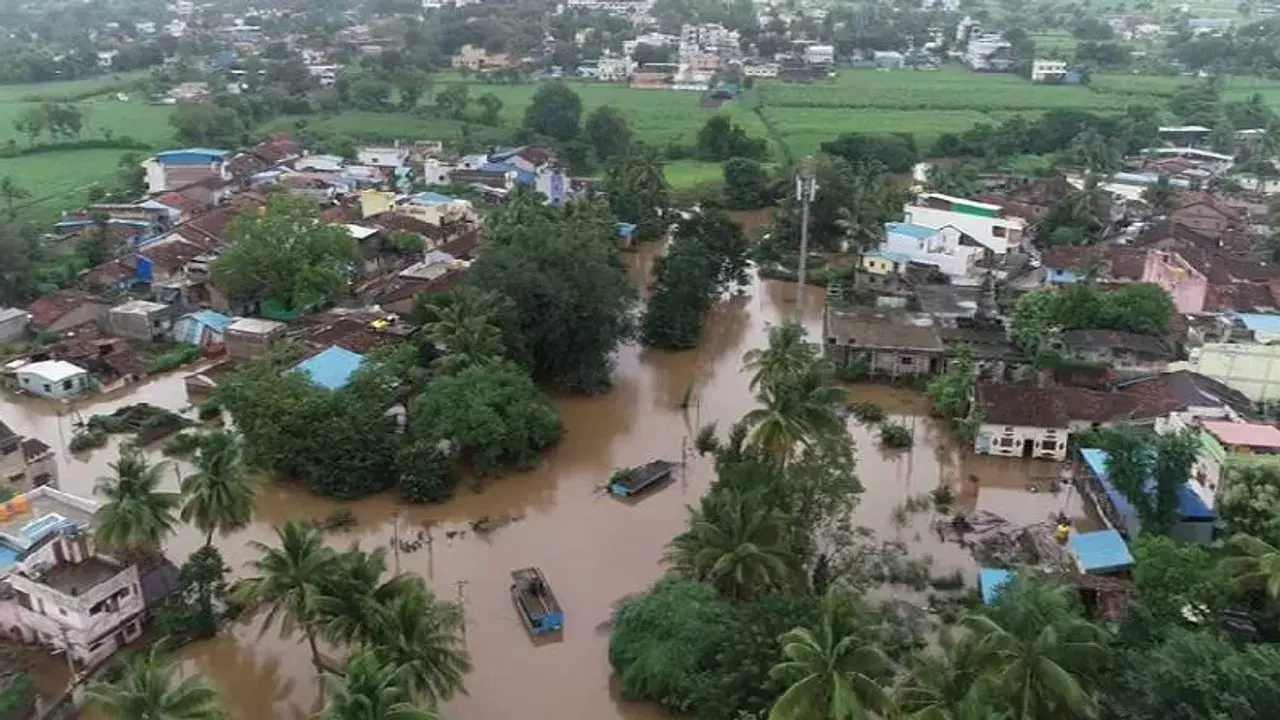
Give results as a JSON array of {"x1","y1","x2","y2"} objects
[
  {"x1": 617, "y1": 222, "x2": 637, "y2": 236},
  {"x1": 1079, "y1": 448, "x2": 1215, "y2": 522},
  {"x1": 979, "y1": 568, "x2": 1013, "y2": 604},
  {"x1": 184, "y1": 310, "x2": 232, "y2": 332},
  {"x1": 865, "y1": 250, "x2": 911, "y2": 264},
  {"x1": 156, "y1": 148, "x2": 228, "y2": 159},
  {"x1": 1237, "y1": 313, "x2": 1280, "y2": 334},
  {"x1": 410, "y1": 191, "x2": 457, "y2": 205},
  {"x1": 293, "y1": 346, "x2": 366, "y2": 391},
  {"x1": 1069, "y1": 529, "x2": 1135, "y2": 574},
  {"x1": 885, "y1": 222, "x2": 938, "y2": 239}
]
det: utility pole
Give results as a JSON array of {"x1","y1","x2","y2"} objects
[
  {"x1": 453, "y1": 579, "x2": 469, "y2": 645},
  {"x1": 391, "y1": 511, "x2": 402, "y2": 575},
  {"x1": 795, "y1": 163, "x2": 818, "y2": 317}
]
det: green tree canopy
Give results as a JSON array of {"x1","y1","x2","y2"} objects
[
  {"x1": 722, "y1": 157, "x2": 773, "y2": 210},
  {"x1": 584, "y1": 105, "x2": 632, "y2": 161},
  {"x1": 603, "y1": 144, "x2": 670, "y2": 239},
  {"x1": 212, "y1": 193, "x2": 359, "y2": 311},
  {"x1": 522, "y1": 81, "x2": 582, "y2": 140}
]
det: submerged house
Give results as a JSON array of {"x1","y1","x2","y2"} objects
[{"x1": 822, "y1": 308, "x2": 945, "y2": 377}]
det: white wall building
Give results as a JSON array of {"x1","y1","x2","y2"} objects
[
  {"x1": 357, "y1": 146, "x2": 410, "y2": 169},
  {"x1": 965, "y1": 32, "x2": 1013, "y2": 72},
  {"x1": 902, "y1": 193, "x2": 1025, "y2": 255},
  {"x1": 743, "y1": 63, "x2": 780, "y2": 77},
  {"x1": 1031, "y1": 59, "x2": 1068, "y2": 83},
  {"x1": 881, "y1": 222, "x2": 985, "y2": 280},
  {"x1": 16, "y1": 360, "x2": 91, "y2": 399},
  {"x1": 804, "y1": 44, "x2": 835, "y2": 65}
]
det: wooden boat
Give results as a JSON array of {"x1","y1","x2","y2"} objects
[
  {"x1": 607, "y1": 459, "x2": 677, "y2": 498},
  {"x1": 510, "y1": 567, "x2": 564, "y2": 636}
]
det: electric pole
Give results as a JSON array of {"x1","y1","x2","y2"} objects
[{"x1": 795, "y1": 163, "x2": 818, "y2": 317}]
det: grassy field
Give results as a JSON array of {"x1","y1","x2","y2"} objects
[{"x1": 0, "y1": 73, "x2": 174, "y2": 224}]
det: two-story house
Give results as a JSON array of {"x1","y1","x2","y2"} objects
[
  {"x1": 881, "y1": 222, "x2": 985, "y2": 281},
  {"x1": 902, "y1": 193, "x2": 1026, "y2": 255},
  {"x1": 1142, "y1": 250, "x2": 1208, "y2": 314}
]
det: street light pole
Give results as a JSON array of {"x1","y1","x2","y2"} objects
[{"x1": 795, "y1": 165, "x2": 817, "y2": 317}]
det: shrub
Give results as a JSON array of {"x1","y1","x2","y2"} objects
[
  {"x1": 397, "y1": 442, "x2": 454, "y2": 503},
  {"x1": 387, "y1": 231, "x2": 425, "y2": 253},
  {"x1": 834, "y1": 356, "x2": 871, "y2": 382},
  {"x1": 880, "y1": 422, "x2": 914, "y2": 449},
  {"x1": 850, "y1": 402, "x2": 886, "y2": 423},
  {"x1": 695, "y1": 423, "x2": 720, "y2": 456},
  {"x1": 69, "y1": 428, "x2": 108, "y2": 452},
  {"x1": 163, "y1": 431, "x2": 203, "y2": 457},
  {"x1": 197, "y1": 399, "x2": 222, "y2": 420},
  {"x1": 149, "y1": 343, "x2": 202, "y2": 373},
  {"x1": 930, "y1": 483, "x2": 956, "y2": 511}
]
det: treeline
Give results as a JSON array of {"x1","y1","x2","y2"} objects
[{"x1": 642, "y1": 211, "x2": 750, "y2": 349}]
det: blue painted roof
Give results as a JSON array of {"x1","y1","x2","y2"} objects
[
  {"x1": 617, "y1": 222, "x2": 637, "y2": 236},
  {"x1": 293, "y1": 346, "x2": 366, "y2": 391},
  {"x1": 885, "y1": 222, "x2": 938, "y2": 239},
  {"x1": 156, "y1": 148, "x2": 229, "y2": 161},
  {"x1": 1079, "y1": 448, "x2": 1215, "y2": 522},
  {"x1": 1237, "y1": 313, "x2": 1280, "y2": 334},
  {"x1": 488, "y1": 146, "x2": 526, "y2": 162},
  {"x1": 184, "y1": 310, "x2": 232, "y2": 332},
  {"x1": 410, "y1": 191, "x2": 457, "y2": 205},
  {"x1": 979, "y1": 568, "x2": 1013, "y2": 604},
  {"x1": 865, "y1": 250, "x2": 911, "y2": 264},
  {"x1": 1069, "y1": 529, "x2": 1135, "y2": 573}
]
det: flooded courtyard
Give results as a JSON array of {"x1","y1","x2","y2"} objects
[{"x1": 10, "y1": 241, "x2": 1087, "y2": 719}]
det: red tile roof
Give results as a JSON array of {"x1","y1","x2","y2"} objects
[{"x1": 26, "y1": 290, "x2": 105, "y2": 327}]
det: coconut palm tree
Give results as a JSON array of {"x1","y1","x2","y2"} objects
[
  {"x1": 88, "y1": 646, "x2": 226, "y2": 720},
  {"x1": 665, "y1": 490, "x2": 797, "y2": 600},
  {"x1": 961, "y1": 576, "x2": 1106, "y2": 720},
  {"x1": 366, "y1": 579, "x2": 471, "y2": 704},
  {"x1": 315, "y1": 545, "x2": 416, "y2": 647},
  {"x1": 415, "y1": 288, "x2": 507, "y2": 372},
  {"x1": 1224, "y1": 533, "x2": 1280, "y2": 602},
  {"x1": 743, "y1": 322, "x2": 820, "y2": 392},
  {"x1": 896, "y1": 631, "x2": 998, "y2": 720},
  {"x1": 94, "y1": 446, "x2": 181, "y2": 557},
  {"x1": 232, "y1": 520, "x2": 336, "y2": 672},
  {"x1": 769, "y1": 593, "x2": 892, "y2": 720},
  {"x1": 742, "y1": 369, "x2": 845, "y2": 465},
  {"x1": 322, "y1": 649, "x2": 438, "y2": 720},
  {"x1": 181, "y1": 430, "x2": 256, "y2": 548}
]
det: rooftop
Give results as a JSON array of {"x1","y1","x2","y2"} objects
[
  {"x1": 1236, "y1": 313, "x2": 1280, "y2": 335},
  {"x1": 824, "y1": 308, "x2": 944, "y2": 352},
  {"x1": 40, "y1": 556, "x2": 123, "y2": 596},
  {"x1": 1060, "y1": 330, "x2": 1172, "y2": 358},
  {"x1": 1079, "y1": 447, "x2": 1215, "y2": 522},
  {"x1": 409, "y1": 191, "x2": 460, "y2": 205},
  {"x1": 21, "y1": 360, "x2": 87, "y2": 383},
  {"x1": 293, "y1": 346, "x2": 367, "y2": 391},
  {"x1": 0, "y1": 308, "x2": 30, "y2": 324},
  {"x1": 885, "y1": 221, "x2": 938, "y2": 240},
  {"x1": 1069, "y1": 529, "x2": 1135, "y2": 574},
  {"x1": 111, "y1": 299, "x2": 168, "y2": 315},
  {"x1": 1200, "y1": 420, "x2": 1280, "y2": 449},
  {"x1": 226, "y1": 317, "x2": 286, "y2": 335},
  {"x1": 183, "y1": 310, "x2": 233, "y2": 332},
  {"x1": 1116, "y1": 371, "x2": 1256, "y2": 419},
  {"x1": 0, "y1": 487, "x2": 98, "y2": 572}
]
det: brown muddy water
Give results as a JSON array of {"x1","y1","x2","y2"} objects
[{"x1": 10, "y1": 241, "x2": 1087, "y2": 719}]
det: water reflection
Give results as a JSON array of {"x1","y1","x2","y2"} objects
[{"x1": 11, "y1": 240, "x2": 1081, "y2": 720}]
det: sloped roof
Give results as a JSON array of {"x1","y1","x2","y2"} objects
[
  {"x1": 1079, "y1": 447, "x2": 1215, "y2": 521},
  {"x1": 293, "y1": 346, "x2": 366, "y2": 390},
  {"x1": 1200, "y1": 420, "x2": 1280, "y2": 449}
]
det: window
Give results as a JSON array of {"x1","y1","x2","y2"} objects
[
  {"x1": 998, "y1": 437, "x2": 1015, "y2": 448},
  {"x1": 42, "y1": 384, "x2": 51, "y2": 393},
  {"x1": 1041, "y1": 440, "x2": 1058, "y2": 452},
  {"x1": 993, "y1": 226, "x2": 1006, "y2": 238},
  {"x1": 900, "y1": 356, "x2": 914, "y2": 365},
  {"x1": 62, "y1": 380, "x2": 72, "y2": 391}
]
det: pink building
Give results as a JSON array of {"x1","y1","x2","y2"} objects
[{"x1": 1142, "y1": 250, "x2": 1208, "y2": 314}]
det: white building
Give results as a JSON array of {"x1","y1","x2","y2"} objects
[
  {"x1": 15, "y1": 360, "x2": 91, "y2": 399},
  {"x1": 597, "y1": 56, "x2": 632, "y2": 81},
  {"x1": 804, "y1": 44, "x2": 835, "y2": 65},
  {"x1": 902, "y1": 193, "x2": 1026, "y2": 255},
  {"x1": 356, "y1": 146, "x2": 410, "y2": 169},
  {"x1": 965, "y1": 32, "x2": 1013, "y2": 72},
  {"x1": 0, "y1": 308, "x2": 29, "y2": 343},
  {"x1": 1031, "y1": 59, "x2": 1068, "y2": 83},
  {"x1": 881, "y1": 222, "x2": 984, "y2": 281},
  {"x1": 743, "y1": 63, "x2": 780, "y2": 78}
]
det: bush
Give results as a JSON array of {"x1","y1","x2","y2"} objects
[
  {"x1": 149, "y1": 343, "x2": 202, "y2": 374},
  {"x1": 880, "y1": 422, "x2": 914, "y2": 449},
  {"x1": 163, "y1": 431, "x2": 203, "y2": 457},
  {"x1": 197, "y1": 399, "x2": 222, "y2": 421},
  {"x1": 834, "y1": 356, "x2": 871, "y2": 382},
  {"x1": 849, "y1": 402, "x2": 886, "y2": 423},
  {"x1": 398, "y1": 442, "x2": 455, "y2": 503},
  {"x1": 69, "y1": 428, "x2": 108, "y2": 452},
  {"x1": 387, "y1": 231, "x2": 425, "y2": 253}
]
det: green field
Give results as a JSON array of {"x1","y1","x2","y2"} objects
[{"x1": 0, "y1": 72, "x2": 174, "y2": 224}]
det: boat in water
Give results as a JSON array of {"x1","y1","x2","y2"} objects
[
  {"x1": 607, "y1": 459, "x2": 677, "y2": 498},
  {"x1": 510, "y1": 567, "x2": 564, "y2": 636}
]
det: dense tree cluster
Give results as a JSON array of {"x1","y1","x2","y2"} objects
[
  {"x1": 696, "y1": 115, "x2": 767, "y2": 162},
  {"x1": 642, "y1": 210, "x2": 749, "y2": 349},
  {"x1": 820, "y1": 132, "x2": 919, "y2": 174},
  {"x1": 935, "y1": 106, "x2": 1161, "y2": 161},
  {"x1": 468, "y1": 193, "x2": 637, "y2": 391},
  {"x1": 602, "y1": 145, "x2": 670, "y2": 239},
  {"x1": 1012, "y1": 282, "x2": 1176, "y2": 358}
]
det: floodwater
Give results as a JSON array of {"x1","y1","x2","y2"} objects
[{"x1": 11, "y1": 239, "x2": 1086, "y2": 719}]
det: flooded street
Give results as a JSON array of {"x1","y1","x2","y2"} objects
[{"x1": 9, "y1": 240, "x2": 1087, "y2": 719}]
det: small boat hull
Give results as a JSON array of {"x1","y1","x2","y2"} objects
[{"x1": 511, "y1": 567, "x2": 564, "y2": 636}]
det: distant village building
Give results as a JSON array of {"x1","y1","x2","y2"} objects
[
  {"x1": 804, "y1": 44, "x2": 835, "y2": 66},
  {"x1": 0, "y1": 420, "x2": 56, "y2": 491},
  {"x1": 964, "y1": 32, "x2": 1013, "y2": 72},
  {"x1": 1030, "y1": 59, "x2": 1068, "y2": 83},
  {"x1": 451, "y1": 45, "x2": 514, "y2": 71},
  {"x1": 141, "y1": 148, "x2": 230, "y2": 194},
  {"x1": 743, "y1": 63, "x2": 780, "y2": 78},
  {"x1": 15, "y1": 360, "x2": 91, "y2": 399},
  {"x1": 902, "y1": 193, "x2": 1026, "y2": 255}
]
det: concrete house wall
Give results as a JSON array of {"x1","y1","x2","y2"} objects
[{"x1": 974, "y1": 424, "x2": 1070, "y2": 461}]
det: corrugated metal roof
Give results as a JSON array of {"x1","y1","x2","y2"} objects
[
  {"x1": 1079, "y1": 447, "x2": 1215, "y2": 522},
  {"x1": 1069, "y1": 529, "x2": 1135, "y2": 574},
  {"x1": 293, "y1": 346, "x2": 366, "y2": 390},
  {"x1": 1236, "y1": 313, "x2": 1280, "y2": 334},
  {"x1": 184, "y1": 310, "x2": 233, "y2": 332},
  {"x1": 1200, "y1": 420, "x2": 1280, "y2": 449},
  {"x1": 885, "y1": 222, "x2": 938, "y2": 240}
]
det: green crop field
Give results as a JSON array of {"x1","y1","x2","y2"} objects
[
  {"x1": 0, "y1": 72, "x2": 174, "y2": 224},
  {"x1": 759, "y1": 107, "x2": 998, "y2": 156}
]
